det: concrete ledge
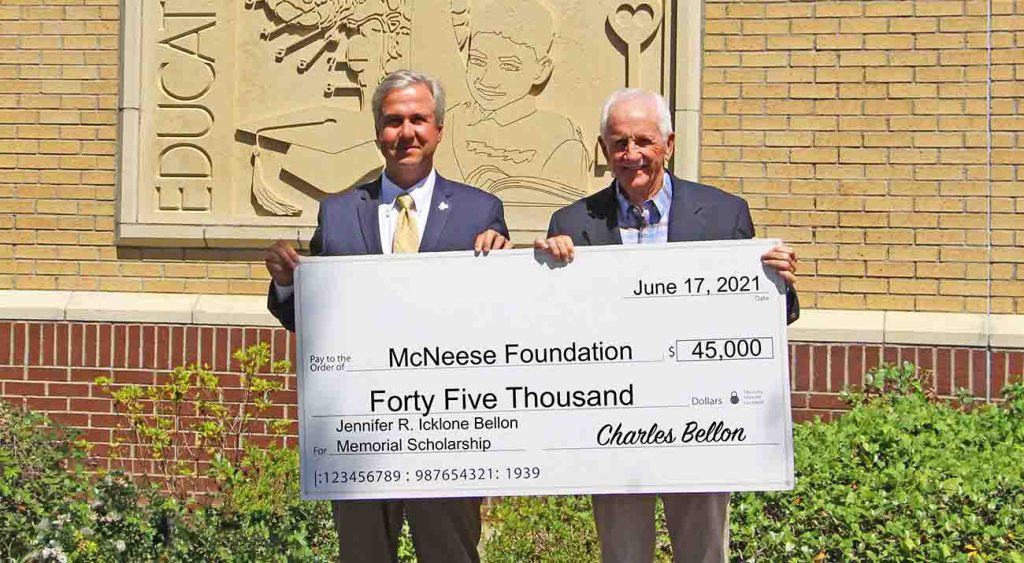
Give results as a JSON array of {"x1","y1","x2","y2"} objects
[
  {"x1": 65, "y1": 292, "x2": 198, "y2": 324},
  {"x1": 0, "y1": 290, "x2": 280, "y2": 326},
  {"x1": 788, "y1": 309, "x2": 884, "y2": 344},
  {"x1": 0, "y1": 291, "x2": 73, "y2": 321},
  {"x1": 990, "y1": 315, "x2": 1024, "y2": 349},
  {"x1": 193, "y1": 295, "x2": 278, "y2": 327},
  {"x1": 787, "y1": 310, "x2": 1001, "y2": 347},
  {"x1": 0, "y1": 291, "x2": 1020, "y2": 348},
  {"x1": 116, "y1": 223, "x2": 306, "y2": 249},
  {"x1": 884, "y1": 311, "x2": 988, "y2": 347}
]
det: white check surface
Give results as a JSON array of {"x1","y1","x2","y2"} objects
[{"x1": 295, "y1": 240, "x2": 794, "y2": 500}]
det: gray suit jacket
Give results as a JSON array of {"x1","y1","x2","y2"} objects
[
  {"x1": 547, "y1": 175, "x2": 799, "y2": 323},
  {"x1": 268, "y1": 174, "x2": 509, "y2": 331}
]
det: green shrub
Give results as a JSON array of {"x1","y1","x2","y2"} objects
[
  {"x1": 90, "y1": 342, "x2": 342, "y2": 562},
  {"x1": 3, "y1": 339, "x2": 422, "y2": 563},
  {"x1": 2, "y1": 341, "x2": 343, "y2": 562},
  {"x1": 0, "y1": 401, "x2": 158, "y2": 562},
  {"x1": 146, "y1": 444, "x2": 336, "y2": 563},
  {"x1": 0, "y1": 400, "x2": 339, "y2": 562},
  {"x1": 482, "y1": 364, "x2": 1024, "y2": 562},
  {"x1": 9, "y1": 359, "x2": 1022, "y2": 562},
  {"x1": 731, "y1": 364, "x2": 1024, "y2": 562},
  {"x1": 95, "y1": 342, "x2": 291, "y2": 500},
  {"x1": 1, "y1": 401, "x2": 88, "y2": 560},
  {"x1": 483, "y1": 495, "x2": 599, "y2": 562}
]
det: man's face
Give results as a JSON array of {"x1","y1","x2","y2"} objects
[
  {"x1": 600, "y1": 97, "x2": 675, "y2": 199},
  {"x1": 376, "y1": 83, "x2": 443, "y2": 171},
  {"x1": 467, "y1": 32, "x2": 543, "y2": 112}
]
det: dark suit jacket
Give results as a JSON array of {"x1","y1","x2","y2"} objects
[
  {"x1": 268, "y1": 173, "x2": 509, "y2": 331},
  {"x1": 547, "y1": 175, "x2": 799, "y2": 323}
]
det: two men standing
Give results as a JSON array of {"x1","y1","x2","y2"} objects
[{"x1": 265, "y1": 70, "x2": 798, "y2": 563}]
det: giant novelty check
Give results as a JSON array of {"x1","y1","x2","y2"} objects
[{"x1": 295, "y1": 240, "x2": 794, "y2": 500}]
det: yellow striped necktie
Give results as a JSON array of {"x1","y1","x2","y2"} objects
[{"x1": 393, "y1": 193, "x2": 420, "y2": 253}]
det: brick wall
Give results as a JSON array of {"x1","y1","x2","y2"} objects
[
  {"x1": 0, "y1": 0, "x2": 270, "y2": 295},
  {"x1": 1, "y1": 319, "x2": 1020, "y2": 470},
  {"x1": 1, "y1": 1, "x2": 1022, "y2": 309},
  {"x1": 0, "y1": 320, "x2": 299, "y2": 473},
  {"x1": 701, "y1": 0, "x2": 1024, "y2": 313}
]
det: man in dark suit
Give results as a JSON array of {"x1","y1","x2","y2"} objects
[
  {"x1": 535, "y1": 88, "x2": 799, "y2": 563},
  {"x1": 264, "y1": 70, "x2": 510, "y2": 563}
]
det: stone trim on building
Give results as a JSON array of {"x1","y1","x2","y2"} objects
[{"x1": 1, "y1": 290, "x2": 1021, "y2": 348}]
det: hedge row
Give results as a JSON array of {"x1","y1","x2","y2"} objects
[{"x1": 2, "y1": 363, "x2": 1022, "y2": 562}]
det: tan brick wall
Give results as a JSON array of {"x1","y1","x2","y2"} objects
[
  {"x1": 0, "y1": 0, "x2": 272, "y2": 296},
  {"x1": 702, "y1": 0, "x2": 1024, "y2": 313},
  {"x1": 1, "y1": 0, "x2": 1022, "y2": 312}
]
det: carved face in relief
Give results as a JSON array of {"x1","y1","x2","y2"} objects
[
  {"x1": 467, "y1": 32, "x2": 552, "y2": 112},
  {"x1": 376, "y1": 83, "x2": 444, "y2": 178},
  {"x1": 600, "y1": 96, "x2": 675, "y2": 203}
]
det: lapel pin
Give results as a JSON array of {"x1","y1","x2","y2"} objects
[{"x1": 438, "y1": 201, "x2": 449, "y2": 211}]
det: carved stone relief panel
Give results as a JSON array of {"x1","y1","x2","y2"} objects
[{"x1": 118, "y1": 0, "x2": 703, "y2": 247}]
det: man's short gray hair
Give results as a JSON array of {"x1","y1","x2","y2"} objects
[
  {"x1": 371, "y1": 70, "x2": 446, "y2": 131},
  {"x1": 599, "y1": 88, "x2": 673, "y2": 139}
]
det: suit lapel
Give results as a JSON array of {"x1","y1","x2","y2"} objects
[
  {"x1": 419, "y1": 175, "x2": 453, "y2": 253},
  {"x1": 356, "y1": 178, "x2": 384, "y2": 254},
  {"x1": 667, "y1": 175, "x2": 706, "y2": 242},
  {"x1": 583, "y1": 183, "x2": 623, "y2": 246}
]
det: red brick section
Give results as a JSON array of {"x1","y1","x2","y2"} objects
[
  {"x1": 1, "y1": 320, "x2": 1022, "y2": 468},
  {"x1": 0, "y1": 320, "x2": 300, "y2": 470}
]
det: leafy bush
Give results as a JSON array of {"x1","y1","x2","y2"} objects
[
  {"x1": 482, "y1": 364, "x2": 1024, "y2": 562},
  {"x1": 8, "y1": 359, "x2": 1022, "y2": 562},
  {"x1": 731, "y1": 363, "x2": 1024, "y2": 562},
  {"x1": 2, "y1": 342, "x2": 343, "y2": 562},
  {"x1": 95, "y1": 342, "x2": 291, "y2": 499},
  {"x1": 483, "y1": 495, "x2": 599, "y2": 562},
  {"x1": 0, "y1": 400, "x2": 339, "y2": 562},
  {"x1": 0, "y1": 402, "x2": 159, "y2": 562},
  {"x1": 2, "y1": 340, "x2": 417, "y2": 563},
  {"x1": 1, "y1": 401, "x2": 88, "y2": 560},
  {"x1": 148, "y1": 445, "x2": 338, "y2": 563},
  {"x1": 91, "y1": 342, "x2": 341, "y2": 562}
]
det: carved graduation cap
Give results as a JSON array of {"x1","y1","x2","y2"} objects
[{"x1": 236, "y1": 106, "x2": 382, "y2": 216}]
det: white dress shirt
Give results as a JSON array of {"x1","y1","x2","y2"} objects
[
  {"x1": 378, "y1": 168, "x2": 435, "y2": 253},
  {"x1": 273, "y1": 169, "x2": 437, "y2": 301}
]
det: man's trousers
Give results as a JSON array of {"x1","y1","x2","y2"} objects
[
  {"x1": 331, "y1": 497, "x2": 482, "y2": 563},
  {"x1": 592, "y1": 492, "x2": 730, "y2": 563}
]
